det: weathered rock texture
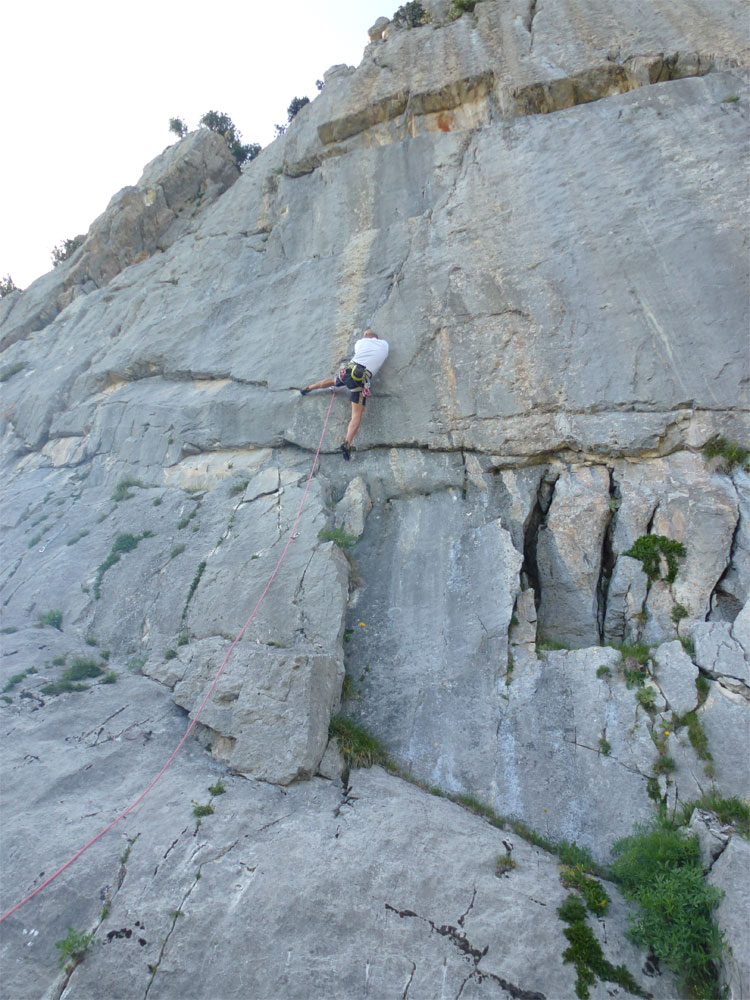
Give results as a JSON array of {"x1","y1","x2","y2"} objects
[{"x1": 1, "y1": 1, "x2": 748, "y2": 997}]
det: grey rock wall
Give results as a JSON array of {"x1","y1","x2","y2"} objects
[{"x1": 1, "y1": 1, "x2": 748, "y2": 996}]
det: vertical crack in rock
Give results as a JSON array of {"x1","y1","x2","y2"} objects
[
  {"x1": 385, "y1": 904, "x2": 546, "y2": 1000},
  {"x1": 525, "y1": 0, "x2": 539, "y2": 47},
  {"x1": 707, "y1": 509, "x2": 742, "y2": 621},
  {"x1": 143, "y1": 841, "x2": 238, "y2": 1000},
  {"x1": 596, "y1": 467, "x2": 619, "y2": 641},
  {"x1": 402, "y1": 961, "x2": 417, "y2": 999},
  {"x1": 521, "y1": 469, "x2": 558, "y2": 608},
  {"x1": 457, "y1": 886, "x2": 477, "y2": 928}
]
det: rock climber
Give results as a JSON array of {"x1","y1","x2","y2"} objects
[{"x1": 300, "y1": 328, "x2": 389, "y2": 460}]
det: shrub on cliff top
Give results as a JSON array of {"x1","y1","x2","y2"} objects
[
  {"x1": 392, "y1": 2, "x2": 429, "y2": 27},
  {"x1": 0, "y1": 274, "x2": 20, "y2": 297},
  {"x1": 198, "y1": 110, "x2": 260, "y2": 166},
  {"x1": 51, "y1": 236, "x2": 85, "y2": 267}
]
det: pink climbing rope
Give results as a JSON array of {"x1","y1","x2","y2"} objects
[{"x1": 0, "y1": 391, "x2": 337, "y2": 924}]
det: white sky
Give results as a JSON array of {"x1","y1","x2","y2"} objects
[{"x1": 1, "y1": 0, "x2": 391, "y2": 289}]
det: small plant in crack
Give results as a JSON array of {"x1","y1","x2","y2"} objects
[
  {"x1": 120, "y1": 835, "x2": 138, "y2": 866},
  {"x1": 495, "y1": 855, "x2": 517, "y2": 876},
  {"x1": 208, "y1": 781, "x2": 225, "y2": 796},
  {"x1": 56, "y1": 927, "x2": 95, "y2": 970},
  {"x1": 557, "y1": 894, "x2": 642, "y2": 1000},
  {"x1": 623, "y1": 535, "x2": 686, "y2": 586},
  {"x1": 318, "y1": 526, "x2": 358, "y2": 549},
  {"x1": 680, "y1": 635, "x2": 696, "y2": 658},
  {"x1": 3, "y1": 668, "x2": 37, "y2": 693},
  {"x1": 670, "y1": 603, "x2": 689, "y2": 625},
  {"x1": 598, "y1": 736, "x2": 612, "y2": 756},
  {"x1": 595, "y1": 665, "x2": 611, "y2": 679},
  {"x1": 680, "y1": 792, "x2": 750, "y2": 839},
  {"x1": 192, "y1": 801, "x2": 214, "y2": 818},
  {"x1": 702, "y1": 435, "x2": 749, "y2": 471},
  {"x1": 112, "y1": 477, "x2": 144, "y2": 502},
  {"x1": 560, "y1": 865, "x2": 610, "y2": 915},
  {"x1": 341, "y1": 674, "x2": 358, "y2": 701},
  {"x1": 328, "y1": 715, "x2": 388, "y2": 768},
  {"x1": 636, "y1": 687, "x2": 657, "y2": 711},
  {"x1": 93, "y1": 532, "x2": 153, "y2": 599},
  {"x1": 652, "y1": 755, "x2": 676, "y2": 776},
  {"x1": 38, "y1": 609, "x2": 63, "y2": 630},
  {"x1": 183, "y1": 560, "x2": 206, "y2": 618}
]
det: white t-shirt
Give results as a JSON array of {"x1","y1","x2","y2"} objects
[{"x1": 351, "y1": 336, "x2": 389, "y2": 376}]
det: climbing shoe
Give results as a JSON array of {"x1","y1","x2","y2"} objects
[
  {"x1": 299, "y1": 387, "x2": 311, "y2": 396},
  {"x1": 340, "y1": 442, "x2": 351, "y2": 461}
]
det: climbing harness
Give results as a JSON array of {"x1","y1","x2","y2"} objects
[
  {"x1": 338, "y1": 363, "x2": 372, "y2": 398},
  {"x1": 0, "y1": 391, "x2": 337, "y2": 924}
]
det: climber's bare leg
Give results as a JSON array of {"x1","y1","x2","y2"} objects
[
  {"x1": 302, "y1": 377, "x2": 336, "y2": 392},
  {"x1": 345, "y1": 402, "x2": 365, "y2": 446}
]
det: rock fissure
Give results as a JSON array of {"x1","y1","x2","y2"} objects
[
  {"x1": 385, "y1": 903, "x2": 546, "y2": 999},
  {"x1": 596, "y1": 467, "x2": 619, "y2": 641},
  {"x1": 401, "y1": 961, "x2": 417, "y2": 999},
  {"x1": 143, "y1": 867, "x2": 203, "y2": 1000}
]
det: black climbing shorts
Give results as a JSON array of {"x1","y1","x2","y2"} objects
[{"x1": 335, "y1": 365, "x2": 369, "y2": 406}]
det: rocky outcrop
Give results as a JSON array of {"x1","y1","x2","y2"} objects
[
  {"x1": 0, "y1": 1, "x2": 748, "y2": 997},
  {"x1": 0, "y1": 128, "x2": 239, "y2": 350}
]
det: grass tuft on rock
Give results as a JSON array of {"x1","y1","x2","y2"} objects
[
  {"x1": 328, "y1": 715, "x2": 388, "y2": 768},
  {"x1": 702, "y1": 435, "x2": 749, "y2": 471}
]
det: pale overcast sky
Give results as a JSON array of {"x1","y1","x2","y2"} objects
[{"x1": 1, "y1": 0, "x2": 391, "y2": 289}]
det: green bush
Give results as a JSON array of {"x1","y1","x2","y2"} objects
[
  {"x1": 448, "y1": 0, "x2": 478, "y2": 18},
  {"x1": 318, "y1": 526, "x2": 358, "y2": 549},
  {"x1": 66, "y1": 658, "x2": 103, "y2": 682},
  {"x1": 286, "y1": 96, "x2": 310, "y2": 121},
  {"x1": 51, "y1": 235, "x2": 85, "y2": 267},
  {"x1": 199, "y1": 110, "x2": 260, "y2": 166},
  {"x1": 623, "y1": 535, "x2": 686, "y2": 585},
  {"x1": 169, "y1": 116, "x2": 188, "y2": 138},
  {"x1": 670, "y1": 603, "x2": 689, "y2": 624},
  {"x1": 0, "y1": 274, "x2": 20, "y2": 297},
  {"x1": 612, "y1": 821, "x2": 724, "y2": 997},
  {"x1": 392, "y1": 1, "x2": 428, "y2": 27},
  {"x1": 38, "y1": 609, "x2": 63, "y2": 631}
]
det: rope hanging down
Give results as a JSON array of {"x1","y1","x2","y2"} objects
[{"x1": 0, "y1": 391, "x2": 337, "y2": 924}]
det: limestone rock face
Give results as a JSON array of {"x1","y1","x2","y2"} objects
[{"x1": 1, "y1": 0, "x2": 749, "y2": 996}]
